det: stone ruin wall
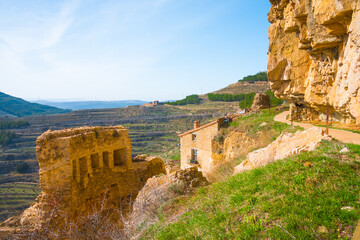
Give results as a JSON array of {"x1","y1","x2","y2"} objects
[
  {"x1": 26, "y1": 126, "x2": 166, "y2": 228},
  {"x1": 268, "y1": 0, "x2": 360, "y2": 123}
]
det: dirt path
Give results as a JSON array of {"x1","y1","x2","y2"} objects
[{"x1": 275, "y1": 111, "x2": 360, "y2": 145}]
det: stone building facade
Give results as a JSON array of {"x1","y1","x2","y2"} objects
[
  {"x1": 178, "y1": 118, "x2": 228, "y2": 176},
  {"x1": 28, "y1": 126, "x2": 166, "y2": 228}
]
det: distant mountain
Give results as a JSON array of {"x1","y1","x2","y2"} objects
[
  {"x1": 0, "y1": 92, "x2": 71, "y2": 117},
  {"x1": 34, "y1": 100, "x2": 148, "y2": 111}
]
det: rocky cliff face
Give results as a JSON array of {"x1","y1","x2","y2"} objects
[{"x1": 268, "y1": 0, "x2": 360, "y2": 123}]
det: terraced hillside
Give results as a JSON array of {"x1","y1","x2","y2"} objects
[{"x1": 0, "y1": 103, "x2": 237, "y2": 221}]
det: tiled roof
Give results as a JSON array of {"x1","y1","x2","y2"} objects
[{"x1": 178, "y1": 120, "x2": 219, "y2": 137}]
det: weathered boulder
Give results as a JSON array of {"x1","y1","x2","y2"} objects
[
  {"x1": 268, "y1": 0, "x2": 360, "y2": 123},
  {"x1": 128, "y1": 167, "x2": 208, "y2": 234},
  {"x1": 251, "y1": 93, "x2": 271, "y2": 110},
  {"x1": 234, "y1": 127, "x2": 331, "y2": 173}
]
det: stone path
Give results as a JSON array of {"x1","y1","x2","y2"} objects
[{"x1": 274, "y1": 111, "x2": 360, "y2": 145}]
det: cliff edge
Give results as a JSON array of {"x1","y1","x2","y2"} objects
[{"x1": 268, "y1": 0, "x2": 360, "y2": 123}]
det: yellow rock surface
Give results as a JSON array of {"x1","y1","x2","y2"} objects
[
  {"x1": 268, "y1": 0, "x2": 360, "y2": 123},
  {"x1": 234, "y1": 127, "x2": 331, "y2": 173},
  {"x1": 2, "y1": 126, "x2": 166, "y2": 234}
]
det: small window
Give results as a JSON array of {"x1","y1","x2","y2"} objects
[
  {"x1": 102, "y1": 151, "x2": 109, "y2": 167},
  {"x1": 113, "y1": 148, "x2": 127, "y2": 167},
  {"x1": 72, "y1": 159, "x2": 77, "y2": 179},
  {"x1": 192, "y1": 134, "x2": 197, "y2": 141},
  {"x1": 79, "y1": 157, "x2": 87, "y2": 188},
  {"x1": 91, "y1": 153, "x2": 100, "y2": 170}
]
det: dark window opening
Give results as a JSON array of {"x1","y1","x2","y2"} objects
[
  {"x1": 72, "y1": 159, "x2": 77, "y2": 179},
  {"x1": 79, "y1": 157, "x2": 87, "y2": 188},
  {"x1": 91, "y1": 153, "x2": 100, "y2": 170},
  {"x1": 192, "y1": 134, "x2": 197, "y2": 141},
  {"x1": 114, "y1": 148, "x2": 127, "y2": 167},
  {"x1": 103, "y1": 151, "x2": 109, "y2": 167}
]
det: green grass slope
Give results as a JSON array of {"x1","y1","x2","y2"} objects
[
  {"x1": 142, "y1": 129, "x2": 360, "y2": 239},
  {"x1": 0, "y1": 92, "x2": 70, "y2": 117}
]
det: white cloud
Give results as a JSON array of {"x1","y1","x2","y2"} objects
[
  {"x1": 0, "y1": 0, "x2": 79, "y2": 51},
  {"x1": 41, "y1": 0, "x2": 81, "y2": 48}
]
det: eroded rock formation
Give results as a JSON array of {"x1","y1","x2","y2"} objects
[
  {"x1": 234, "y1": 127, "x2": 331, "y2": 173},
  {"x1": 268, "y1": 0, "x2": 360, "y2": 123},
  {"x1": 128, "y1": 166, "x2": 208, "y2": 234},
  {"x1": 1, "y1": 126, "x2": 166, "y2": 236},
  {"x1": 251, "y1": 93, "x2": 271, "y2": 110}
]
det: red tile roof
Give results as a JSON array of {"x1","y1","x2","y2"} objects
[{"x1": 178, "y1": 120, "x2": 219, "y2": 137}]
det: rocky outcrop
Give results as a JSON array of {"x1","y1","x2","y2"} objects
[
  {"x1": 251, "y1": 93, "x2": 271, "y2": 110},
  {"x1": 268, "y1": 0, "x2": 360, "y2": 123},
  {"x1": 234, "y1": 127, "x2": 331, "y2": 173},
  {"x1": 127, "y1": 167, "x2": 208, "y2": 235},
  {"x1": 1, "y1": 126, "x2": 166, "y2": 236}
]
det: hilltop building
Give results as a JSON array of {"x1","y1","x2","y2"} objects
[
  {"x1": 178, "y1": 117, "x2": 232, "y2": 175},
  {"x1": 143, "y1": 101, "x2": 159, "y2": 107}
]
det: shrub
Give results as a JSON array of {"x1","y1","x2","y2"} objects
[
  {"x1": 0, "y1": 130, "x2": 15, "y2": 146},
  {"x1": 265, "y1": 90, "x2": 284, "y2": 107},
  {"x1": 208, "y1": 92, "x2": 255, "y2": 102},
  {"x1": 15, "y1": 162, "x2": 30, "y2": 173},
  {"x1": 166, "y1": 95, "x2": 200, "y2": 106}
]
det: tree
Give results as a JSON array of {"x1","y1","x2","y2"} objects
[{"x1": 15, "y1": 162, "x2": 30, "y2": 173}]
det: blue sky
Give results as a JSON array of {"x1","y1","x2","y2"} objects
[{"x1": 0, "y1": 0, "x2": 271, "y2": 101}]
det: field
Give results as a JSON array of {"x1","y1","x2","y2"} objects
[{"x1": 0, "y1": 101, "x2": 237, "y2": 221}]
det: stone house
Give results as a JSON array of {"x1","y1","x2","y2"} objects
[
  {"x1": 143, "y1": 100, "x2": 159, "y2": 107},
  {"x1": 178, "y1": 118, "x2": 230, "y2": 175},
  {"x1": 35, "y1": 126, "x2": 165, "y2": 226}
]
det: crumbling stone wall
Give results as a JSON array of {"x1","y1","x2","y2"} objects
[{"x1": 20, "y1": 126, "x2": 166, "y2": 230}]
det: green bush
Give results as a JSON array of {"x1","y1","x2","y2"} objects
[
  {"x1": 265, "y1": 90, "x2": 284, "y2": 107},
  {"x1": 238, "y1": 93, "x2": 256, "y2": 108},
  {"x1": 166, "y1": 95, "x2": 200, "y2": 106},
  {"x1": 208, "y1": 92, "x2": 255, "y2": 102},
  {"x1": 0, "y1": 119, "x2": 30, "y2": 129},
  {"x1": 15, "y1": 162, "x2": 30, "y2": 173},
  {"x1": 239, "y1": 72, "x2": 268, "y2": 82},
  {"x1": 0, "y1": 130, "x2": 15, "y2": 146}
]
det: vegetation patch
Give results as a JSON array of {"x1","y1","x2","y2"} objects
[
  {"x1": 166, "y1": 95, "x2": 200, "y2": 106},
  {"x1": 142, "y1": 140, "x2": 360, "y2": 239},
  {"x1": 0, "y1": 131, "x2": 15, "y2": 146},
  {"x1": 238, "y1": 71, "x2": 268, "y2": 82},
  {"x1": 265, "y1": 90, "x2": 284, "y2": 107},
  {"x1": 208, "y1": 92, "x2": 255, "y2": 102},
  {"x1": 0, "y1": 91, "x2": 70, "y2": 117},
  {"x1": 206, "y1": 108, "x2": 302, "y2": 182},
  {"x1": 0, "y1": 119, "x2": 30, "y2": 129}
]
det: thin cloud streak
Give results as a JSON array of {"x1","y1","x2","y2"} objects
[{"x1": 0, "y1": 0, "x2": 270, "y2": 101}]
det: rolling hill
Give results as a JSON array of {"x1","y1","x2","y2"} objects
[
  {"x1": 34, "y1": 100, "x2": 148, "y2": 111},
  {"x1": 0, "y1": 92, "x2": 71, "y2": 117}
]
